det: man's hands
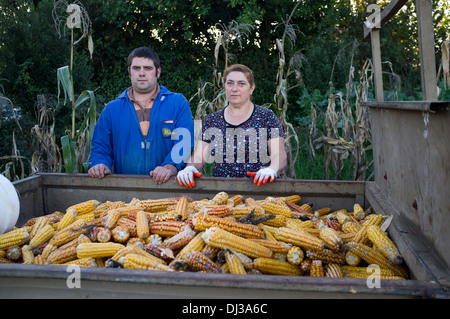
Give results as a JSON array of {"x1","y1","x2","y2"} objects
[
  {"x1": 88, "y1": 164, "x2": 111, "y2": 178},
  {"x1": 247, "y1": 168, "x2": 277, "y2": 187},
  {"x1": 176, "y1": 166, "x2": 202, "y2": 188},
  {"x1": 150, "y1": 164, "x2": 177, "y2": 185}
]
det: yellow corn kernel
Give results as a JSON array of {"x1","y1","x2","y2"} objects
[
  {"x1": 229, "y1": 194, "x2": 243, "y2": 206},
  {"x1": 111, "y1": 226, "x2": 130, "y2": 243},
  {"x1": 64, "y1": 257, "x2": 97, "y2": 267},
  {"x1": 342, "y1": 221, "x2": 361, "y2": 234},
  {"x1": 280, "y1": 194, "x2": 302, "y2": 204},
  {"x1": 28, "y1": 224, "x2": 55, "y2": 249},
  {"x1": 0, "y1": 228, "x2": 30, "y2": 251},
  {"x1": 76, "y1": 242, "x2": 125, "y2": 259},
  {"x1": 353, "y1": 203, "x2": 365, "y2": 220},
  {"x1": 149, "y1": 221, "x2": 188, "y2": 237},
  {"x1": 250, "y1": 239, "x2": 292, "y2": 254},
  {"x1": 175, "y1": 197, "x2": 190, "y2": 221},
  {"x1": 29, "y1": 216, "x2": 50, "y2": 238},
  {"x1": 261, "y1": 214, "x2": 287, "y2": 227},
  {"x1": 319, "y1": 227, "x2": 343, "y2": 252},
  {"x1": 116, "y1": 217, "x2": 137, "y2": 237},
  {"x1": 287, "y1": 246, "x2": 304, "y2": 265},
  {"x1": 57, "y1": 208, "x2": 77, "y2": 231},
  {"x1": 347, "y1": 241, "x2": 408, "y2": 278},
  {"x1": 286, "y1": 218, "x2": 314, "y2": 231},
  {"x1": 202, "y1": 227, "x2": 272, "y2": 259},
  {"x1": 41, "y1": 243, "x2": 57, "y2": 260},
  {"x1": 192, "y1": 213, "x2": 265, "y2": 239},
  {"x1": 272, "y1": 227, "x2": 326, "y2": 251},
  {"x1": 176, "y1": 231, "x2": 206, "y2": 259},
  {"x1": 314, "y1": 207, "x2": 332, "y2": 217},
  {"x1": 123, "y1": 253, "x2": 169, "y2": 271},
  {"x1": 310, "y1": 260, "x2": 325, "y2": 277},
  {"x1": 34, "y1": 254, "x2": 46, "y2": 264},
  {"x1": 224, "y1": 249, "x2": 246, "y2": 275},
  {"x1": 261, "y1": 202, "x2": 294, "y2": 218},
  {"x1": 136, "y1": 210, "x2": 150, "y2": 239},
  {"x1": 161, "y1": 226, "x2": 196, "y2": 251},
  {"x1": 182, "y1": 251, "x2": 222, "y2": 273},
  {"x1": 22, "y1": 245, "x2": 35, "y2": 264},
  {"x1": 341, "y1": 265, "x2": 405, "y2": 279},
  {"x1": 299, "y1": 203, "x2": 313, "y2": 214},
  {"x1": 209, "y1": 191, "x2": 229, "y2": 206},
  {"x1": 139, "y1": 198, "x2": 179, "y2": 213},
  {"x1": 345, "y1": 251, "x2": 361, "y2": 266},
  {"x1": 253, "y1": 257, "x2": 302, "y2": 276},
  {"x1": 102, "y1": 209, "x2": 121, "y2": 229},
  {"x1": 367, "y1": 225, "x2": 403, "y2": 265},
  {"x1": 68, "y1": 200, "x2": 101, "y2": 215},
  {"x1": 306, "y1": 248, "x2": 345, "y2": 265},
  {"x1": 49, "y1": 219, "x2": 90, "y2": 247},
  {"x1": 96, "y1": 227, "x2": 111, "y2": 243},
  {"x1": 325, "y1": 263, "x2": 343, "y2": 278}
]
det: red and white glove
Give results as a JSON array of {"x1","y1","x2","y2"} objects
[
  {"x1": 176, "y1": 166, "x2": 202, "y2": 188},
  {"x1": 246, "y1": 168, "x2": 277, "y2": 187}
]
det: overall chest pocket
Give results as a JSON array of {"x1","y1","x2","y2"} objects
[{"x1": 160, "y1": 120, "x2": 176, "y2": 138}]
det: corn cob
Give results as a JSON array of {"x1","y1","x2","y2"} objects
[
  {"x1": 115, "y1": 205, "x2": 143, "y2": 217},
  {"x1": 271, "y1": 227, "x2": 326, "y2": 251},
  {"x1": 286, "y1": 218, "x2": 314, "y2": 231},
  {"x1": 57, "y1": 208, "x2": 77, "y2": 231},
  {"x1": 231, "y1": 206, "x2": 264, "y2": 219},
  {"x1": 345, "y1": 251, "x2": 361, "y2": 266},
  {"x1": 102, "y1": 209, "x2": 121, "y2": 229},
  {"x1": 75, "y1": 212, "x2": 96, "y2": 223},
  {"x1": 260, "y1": 214, "x2": 287, "y2": 227},
  {"x1": 77, "y1": 242, "x2": 125, "y2": 259},
  {"x1": 148, "y1": 221, "x2": 188, "y2": 237},
  {"x1": 346, "y1": 241, "x2": 408, "y2": 278},
  {"x1": 136, "y1": 210, "x2": 150, "y2": 239},
  {"x1": 299, "y1": 203, "x2": 313, "y2": 214},
  {"x1": 200, "y1": 244, "x2": 221, "y2": 260},
  {"x1": 287, "y1": 246, "x2": 304, "y2": 265},
  {"x1": 46, "y1": 234, "x2": 91, "y2": 264},
  {"x1": 244, "y1": 197, "x2": 262, "y2": 209},
  {"x1": 222, "y1": 249, "x2": 246, "y2": 274},
  {"x1": 123, "y1": 253, "x2": 169, "y2": 271},
  {"x1": 27, "y1": 224, "x2": 54, "y2": 250},
  {"x1": 335, "y1": 210, "x2": 351, "y2": 224},
  {"x1": 326, "y1": 219, "x2": 342, "y2": 232},
  {"x1": 341, "y1": 265, "x2": 405, "y2": 279},
  {"x1": 366, "y1": 225, "x2": 403, "y2": 265},
  {"x1": 261, "y1": 202, "x2": 293, "y2": 218},
  {"x1": 6, "y1": 245, "x2": 22, "y2": 262},
  {"x1": 148, "y1": 210, "x2": 181, "y2": 222},
  {"x1": 0, "y1": 228, "x2": 30, "y2": 251},
  {"x1": 176, "y1": 231, "x2": 206, "y2": 259},
  {"x1": 67, "y1": 200, "x2": 100, "y2": 215},
  {"x1": 111, "y1": 226, "x2": 130, "y2": 243},
  {"x1": 182, "y1": 251, "x2": 222, "y2": 273},
  {"x1": 280, "y1": 194, "x2": 301, "y2": 204},
  {"x1": 49, "y1": 219, "x2": 91, "y2": 247},
  {"x1": 319, "y1": 227, "x2": 343, "y2": 252},
  {"x1": 353, "y1": 203, "x2": 365, "y2": 220},
  {"x1": 161, "y1": 226, "x2": 196, "y2": 251},
  {"x1": 314, "y1": 207, "x2": 332, "y2": 217},
  {"x1": 342, "y1": 221, "x2": 361, "y2": 234},
  {"x1": 200, "y1": 205, "x2": 232, "y2": 218},
  {"x1": 21, "y1": 245, "x2": 34, "y2": 264},
  {"x1": 139, "y1": 198, "x2": 178, "y2": 213},
  {"x1": 261, "y1": 225, "x2": 277, "y2": 241},
  {"x1": 202, "y1": 227, "x2": 273, "y2": 259},
  {"x1": 96, "y1": 227, "x2": 111, "y2": 243},
  {"x1": 174, "y1": 197, "x2": 190, "y2": 221},
  {"x1": 112, "y1": 242, "x2": 167, "y2": 265},
  {"x1": 306, "y1": 249, "x2": 345, "y2": 265},
  {"x1": 209, "y1": 191, "x2": 228, "y2": 206},
  {"x1": 325, "y1": 263, "x2": 343, "y2": 278},
  {"x1": 41, "y1": 243, "x2": 57, "y2": 260},
  {"x1": 116, "y1": 217, "x2": 137, "y2": 237},
  {"x1": 64, "y1": 257, "x2": 97, "y2": 267},
  {"x1": 143, "y1": 244, "x2": 175, "y2": 263},
  {"x1": 253, "y1": 258, "x2": 302, "y2": 276},
  {"x1": 300, "y1": 259, "x2": 312, "y2": 273},
  {"x1": 34, "y1": 254, "x2": 46, "y2": 264},
  {"x1": 250, "y1": 239, "x2": 292, "y2": 254},
  {"x1": 192, "y1": 213, "x2": 264, "y2": 239},
  {"x1": 229, "y1": 194, "x2": 243, "y2": 206},
  {"x1": 29, "y1": 216, "x2": 50, "y2": 238},
  {"x1": 310, "y1": 260, "x2": 325, "y2": 277},
  {"x1": 285, "y1": 202, "x2": 316, "y2": 220}
]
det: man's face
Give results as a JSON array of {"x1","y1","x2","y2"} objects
[{"x1": 128, "y1": 57, "x2": 161, "y2": 94}]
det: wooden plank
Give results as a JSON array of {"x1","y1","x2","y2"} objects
[
  {"x1": 416, "y1": 0, "x2": 438, "y2": 100},
  {"x1": 371, "y1": 29, "x2": 384, "y2": 101}
]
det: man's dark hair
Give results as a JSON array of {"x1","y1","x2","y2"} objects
[{"x1": 127, "y1": 47, "x2": 161, "y2": 71}]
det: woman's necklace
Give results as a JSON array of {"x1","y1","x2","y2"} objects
[{"x1": 227, "y1": 104, "x2": 253, "y2": 118}]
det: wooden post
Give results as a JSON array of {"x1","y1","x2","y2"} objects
[
  {"x1": 416, "y1": 0, "x2": 438, "y2": 101},
  {"x1": 371, "y1": 28, "x2": 384, "y2": 102}
]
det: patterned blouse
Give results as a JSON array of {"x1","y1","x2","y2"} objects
[{"x1": 201, "y1": 104, "x2": 285, "y2": 177}]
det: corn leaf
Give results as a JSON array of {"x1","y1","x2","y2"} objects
[
  {"x1": 57, "y1": 66, "x2": 73, "y2": 105},
  {"x1": 61, "y1": 135, "x2": 77, "y2": 173}
]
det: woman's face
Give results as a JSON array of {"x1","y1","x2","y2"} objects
[{"x1": 224, "y1": 71, "x2": 255, "y2": 107}]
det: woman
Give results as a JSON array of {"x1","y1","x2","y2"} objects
[{"x1": 177, "y1": 64, "x2": 287, "y2": 188}]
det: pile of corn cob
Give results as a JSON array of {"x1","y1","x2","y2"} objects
[{"x1": 0, "y1": 191, "x2": 408, "y2": 279}]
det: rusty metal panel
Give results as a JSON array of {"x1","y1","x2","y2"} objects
[{"x1": 367, "y1": 102, "x2": 450, "y2": 271}]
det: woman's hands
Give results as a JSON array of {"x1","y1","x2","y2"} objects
[
  {"x1": 177, "y1": 166, "x2": 203, "y2": 188},
  {"x1": 247, "y1": 168, "x2": 277, "y2": 187}
]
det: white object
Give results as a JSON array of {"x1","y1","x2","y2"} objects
[
  {"x1": 254, "y1": 167, "x2": 277, "y2": 183},
  {"x1": 0, "y1": 174, "x2": 20, "y2": 234},
  {"x1": 177, "y1": 166, "x2": 200, "y2": 187}
]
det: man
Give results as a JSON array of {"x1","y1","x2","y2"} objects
[{"x1": 88, "y1": 47, "x2": 194, "y2": 184}]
